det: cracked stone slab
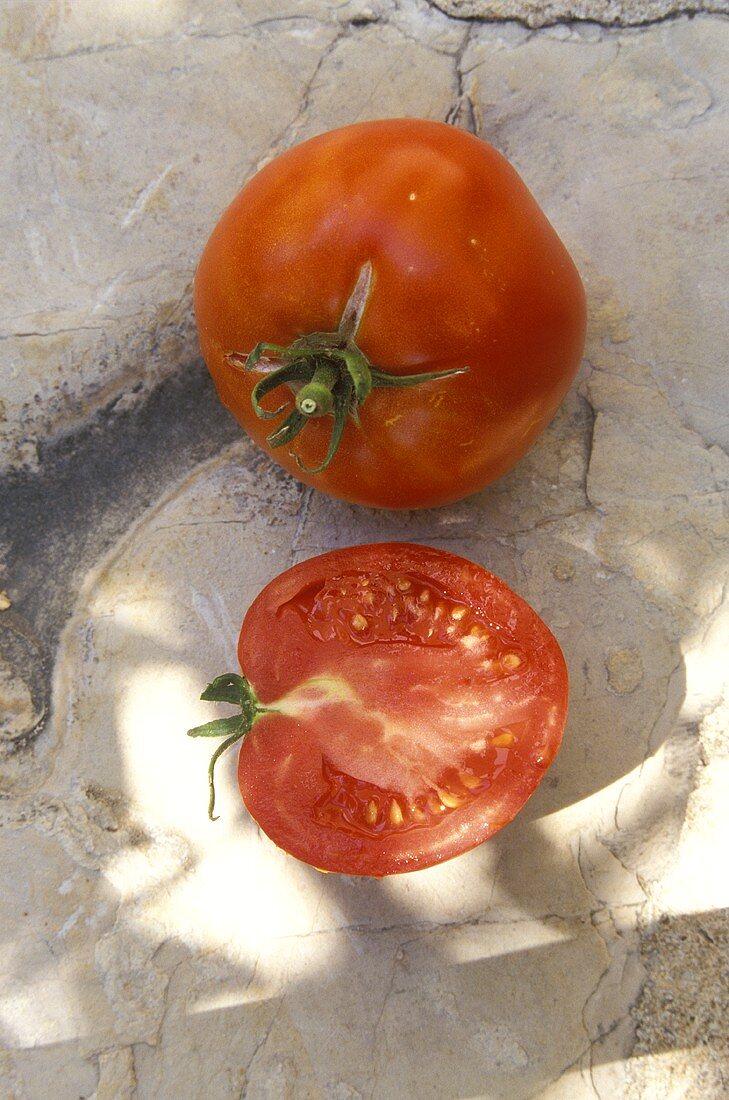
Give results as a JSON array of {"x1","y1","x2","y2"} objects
[
  {"x1": 427, "y1": 0, "x2": 729, "y2": 26},
  {"x1": 0, "y1": 410, "x2": 712, "y2": 1097},
  {"x1": 0, "y1": 0, "x2": 459, "y2": 472},
  {"x1": 2, "y1": 4, "x2": 728, "y2": 1099},
  {"x1": 0, "y1": 6, "x2": 339, "y2": 470}
]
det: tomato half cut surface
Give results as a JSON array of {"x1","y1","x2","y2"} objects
[{"x1": 189, "y1": 544, "x2": 568, "y2": 877}]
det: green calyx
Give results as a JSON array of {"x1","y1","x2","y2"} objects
[
  {"x1": 187, "y1": 673, "x2": 276, "y2": 820},
  {"x1": 226, "y1": 262, "x2": 469, "y2": 473}
]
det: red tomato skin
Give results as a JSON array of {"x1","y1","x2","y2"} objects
[
  {"x1": 194, "y1": 119, "x2": 586, "y2": 509},
  {"x1": 235, "y1": 543, "x2": 568, "y2": 877}
]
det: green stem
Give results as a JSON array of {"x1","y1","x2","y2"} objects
[
  {"x1": 231, "y1": 263, "x2": 470, "y2": 472},
  {"x1": 295, "y1": 361, "x2": 339, "y2": 417},
  {"x1": 335, "y1": 347, "x2": 373, "y2": 405},
  {"x1": 268, "y1": 408, "x2": 308, "y2": 449},
  {"x1": 251, "y1": 361, "x2": 316, "y2": 420},
  {"x1": 187, "y1": 673, "x2": 275, "y2": 820},
  {"x1": 295, "y1": 375, "x2": 354, "y2": 474}
]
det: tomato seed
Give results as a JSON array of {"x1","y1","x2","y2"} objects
[
  {"x1": 458, "y1": 770, "x2": 481, "y2": 790},
  {"x1": 365, "y1": 800, "x2": 378, "y2": 825},
  {"x1": 389, "y1": 800, "x2": 404, "y2": 826},
  {"x1": 437, "y1": 787, "x2": 462, "y2": 809},
  {"x1": 293, "y1": 571, "x2": 490, "y2": 653},
  {"x1": 502, "y1": 653, "x2": 521, "y2": 669},
  {"x1": 492, "y1": 731, "x2": 515, "y2": 748}
]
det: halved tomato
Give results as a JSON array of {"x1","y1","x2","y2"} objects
[{"x1": 188, "y1": 543, "x2": 568, "y2": 876}]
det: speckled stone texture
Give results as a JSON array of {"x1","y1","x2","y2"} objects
[
  {"x1": 429, "y1": 0, "x2": 729, "y2": 26},
  {"x1": 1, "y1": 2, "x2": 728, "y2": 1098}
]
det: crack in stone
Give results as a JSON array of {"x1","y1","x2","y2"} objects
[
  {"x1": 6, "y1": 0, "x2": 727, "y2": 76},
  {"x1": 368, "y1": 946, "x2": 402, "y2": 1100},
  {"x1": 445, "y1": 22, "x2": 480, "y2": 132},
  {"x1": 574, "y1": 838, "x2": 646, "y2": 1097},
  {"x1": 247, "y1": 15, "x2": 330, "y2": 34},
  {"x1": 261, "y1": 27, "x2": 343, "y2": 160},
  {"x1": 662, "y1": 15, "x2": 720, "y2": 124},
  {"x1": 423, "y1": 2, "x2": 729, "y2": 30},
  {"x1": 291, "y1": 487, "x2": 314, "y2": 561},
  {"x1": 522, "y1": 1043, "x2": 592, "y2": 1099},
  {"x1": 87, "y1": 1044, "x2": 138, "y2": 1098},
  {"x1": 510, "y1": 505, "x2": 597, "y2": 537},
  {"x1": 151, "y1": 953, "x2": 190, "y2": 1051},
  {"x1": 240, "y1": 996, "x2": 285, "y2": 1097},
  {"x1": 389, "y1": 0, "x2": 470, "y2": 56},
  {"x1": 2, "y1": 24, "x2": 326, "y2": 68},
  {"x1": 578, "y1": 383, "x2": 600, "y2": 515},
  {"x1": 0, "y1": 325, "x2": 108, "y2": 341},
  {"x1": 609, "y1": 651, "x2": 685, "y2": 837},
  {"x1": 243, "y1": 910, "x2": 600, "y2": 950},
  {"x1": 151, "y1": 518, "x2": 265, "y2": 532},
  {"x1": 602, "y1": 173, "x2": 729, "y2": 194},
  {"x1": 586, "y1": 355, "x2": 727, "y2": 456}
]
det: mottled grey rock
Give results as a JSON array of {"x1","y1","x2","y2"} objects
[{"x1": 428, "y1": 0, "x2": 729, "y2": 26}]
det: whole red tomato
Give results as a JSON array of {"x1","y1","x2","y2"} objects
[
  {"x1": 194, "y1": 118, "x2": 586, "y2": 509},
  {"x1": 188, "y1": 543, "x2": 568, "y2": 876}
]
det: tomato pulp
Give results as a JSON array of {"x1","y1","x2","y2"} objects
[
  {"x1": 194, "y1": 118, "x2": 586, "y2": 509},
  {"x1": 189, "y1": 544, "x2": 568, "y2": 876}
]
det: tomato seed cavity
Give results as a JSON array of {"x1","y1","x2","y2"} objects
[
  {"x1": 313, "y1": 728, "x2": 517, "y2": 840},
  {"x1": 284, "y1": 571, "x2": 528, "y2": 675}
]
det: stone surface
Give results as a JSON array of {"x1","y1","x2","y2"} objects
[
  {"x1": 429, "y1": 0, "x2": 729, "y2": 27},
  {"x1": 2, "y1": 2, "x2": 728, "y2": 1099}
]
